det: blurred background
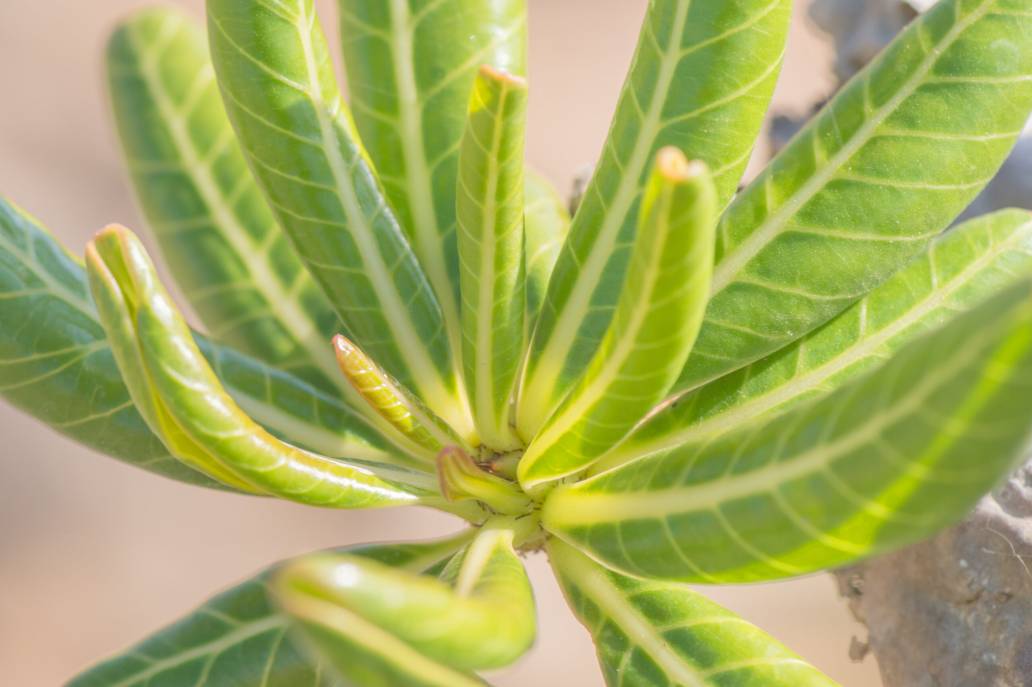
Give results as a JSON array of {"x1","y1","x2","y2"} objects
[{"x1": 0, "y1": 1, "x2": 883, "y2": 685}]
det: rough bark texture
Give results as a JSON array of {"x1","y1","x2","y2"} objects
[{"x1": 835, "y1": 461, "x2": 1032, "y2": 687}]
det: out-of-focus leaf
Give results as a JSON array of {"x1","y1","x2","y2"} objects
[
  {"x1": 523, "y1": 171, "x2": 569, "y2": 330},
  {"x1": 518, "y1": 151, "x2": 716, "y2": 489},
  {"x1": 207, "y1": 0, "x2": 472, "y2": 437},
  {"x1": 338, "y1": 0, "x2": 527, "y2": 348},
  {"x1": 543, "y1": 279, "x2": 1032, "y2": 582},
  {"x1": 549, "y1": 538, "x2": 839, "y2": 687},
  {"x1": 676, "y1": 0, "x2": 1032, "y2": 394},
  {"x1": 107, "y1": 7, "x2": 342, "y2": 391},
  {"x1": 517, "y1": 0, "x2": 791, "y2": 439},
  {"x1": 275, "y1": 522, "x2": 534, "y2": 684},
  {"x1": 68, "y1": 534, "x2": 471, "y2": 687},
  {"x1": 457, "y1": 66, "x2": 527, "y2": 450},
  {"x1": 87, "y1": 225, "x2": 443, "y2": 509},
  {"x1": 601, "y1": 208, "x2": 1032, "y2": 470}
]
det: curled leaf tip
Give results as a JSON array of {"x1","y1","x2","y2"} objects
[
  {"x1": 477, "y1": 63, "x2": 527, "y2": 88},
  {"x1": 655, "y1": 147, "x2": 705, "y2": 181}
]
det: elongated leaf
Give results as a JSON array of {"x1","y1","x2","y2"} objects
[
  {"x1": 523, "y1": 171, "x2": 569, "y2": 330},
  {"x1": 275, "y1": 522, "x2": 534, "y2": 684},
  {"x1": 338, "y1": 0, "x2": 527, "y2": 350},
  {"x1": 517, "y1": 0, "x2": 792, "y2": 439},
  {"x1": 207, "y1": 0, "x2": 471, "y2": 437},
  {"x1": 676, "y1": 0, "x2": 1032, "y2": 394},
  {"x1": 543, "y1": 279, "x2": 1032, "y2": 583},
  {"x1": 87, "y1": 225, "x2": 439, "y2": 509},
  {"x1": 458, "y1": 66, "x2": 527, "y2": 450},
  {"x1": 600, "y1": 208, "x2": 1032, "y2": 470},
  {"x1": 68, "y1": 534, "x2": 471, "y2": 687},
  {"x1": 107, "y1": 7, "x2": 342, "y2": 391},
  {"x1": 518, "y1": 151, "x2": 716, "y2": 489},
  {"x1": 549, "y1": 539, "x2": 839, "y2": 687}
]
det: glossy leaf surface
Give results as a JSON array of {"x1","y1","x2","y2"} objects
[
  {"x1": 518, "y1": 152, "x2": 716, "y2": 489},
  {"x1": 602, "y1": 208, "x2": 1032, "y2": 469},
  {"x1": 543, "y1": 279, "x2": 1032, "y2": 582},
  {"x1": 517, "y1": 0, "x2": 792, "y2": 438},
  {"x1": 677, "y1": 0, "x2": 1032, "y2": 393},
  {"x1": 457, "y1": 66, "x2": 527, "y2": 449},
  {"x1": 207, "y1": 0, "x2": 470, "y2": 436},
  {"x1": 338, "y1": 0, "x2": 527, "y2": 349},
  {"x1": 68, "y1": 535, "x2": 470, "y2": 687},
  {"x1": 87, "y1": 226, "x2": 434, "y2": 507},
  {"x1": 275, "y1": 522, "x2": 534, "y2": 682},
  {"x1": 549, "y1": 539, "x2": 838, "y2": 687},
  {"x1": 107, "y1": 8, "x2": 342, "y2": 390},
  {"x1": 523, "y1": 171, "x2": 569, "y2": 330}
]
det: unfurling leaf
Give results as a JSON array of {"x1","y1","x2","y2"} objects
[
  {"x1": 68, "y1": 534, "x2": 472, "y2": 687},
  {"x1": 86, "y1": 225, "x2": 438, "y2": 509},
  {"x1": 274, "y1": 523, "x2": 535, "y2": 684},
  {"x1": 518, "y1": 150, "x2": 717, "y2": 489},
  {"x1": 457, "y1": 65, "x2": 528, "y2": 450}
]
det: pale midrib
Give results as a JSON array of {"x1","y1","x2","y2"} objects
[
  {"x1": 454, "y1": 530, "x2": 503, "y2": 596},
  {"x1": 710, "y1": 0, "x2": 992, "y2": 295},
  {"x1": 388, "y1": 0, "x2": 464, "y2": 358},
  {"x1": 135, "y1": 28, "x2": 341, "y2": 389},
  {"x1": 552, "y1": 542, "x2": 707, "y2": 687},
  {"x1": 518, "y1": 0, "x2": 693, "y2": 435},
  {"x1": 602, "y1": 221, "x2": 1032, "y2": 469},
  {"x1": 293, "y1": 6, "x2": 460, "y2": 425},
  {"x1": 523, "y1": 189, "x2": 677, "y2": 483},
  {"x1": 472, "y1": 90, "x2": 510, "y2": 443},
  {"x1": 553, "y1": 317, "x2": 1005, "y2": 525}
]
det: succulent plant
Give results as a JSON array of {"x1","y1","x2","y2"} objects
[{"x1": 3, "y1": 0, "x2": 1032, "y2": 685}]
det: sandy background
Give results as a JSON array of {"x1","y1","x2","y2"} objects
[{"x1": 0, "y1": 1, "x2": 883, "y2": 685}]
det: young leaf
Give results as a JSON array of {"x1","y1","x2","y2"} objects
[
  {"x1": 68, "y1": 534, "x2": 471, "y2": 687},
  {"x1": 676, "y1": 0, "x2": 1032, "y2": 394},
  {"x1": 518, "y1": 151, "x2": 716, "y2": 489},
  {"x1": 517, "y1": 0, "x2": 792, "y2": 439},
  {"x1": 107, "y1": 7, "x2": 342, "y2": 391},
  {"x1": 338, "y1": 0, "x2": 528, "y2": 351},
  {"x1": 457, "y1": 65, "x2": 528, "y2": 450},
  {"x1": 524, "y1": 170, "x2": 570, "y2": 330},
  {"x1": 274, "y1": 522, "x2": 535, "y2": 683},
  {"x1": 543, "y1": 278, "x2": 1032, "y2": 583},
  {"x1": 206, "y1": 0, "x2": 472, "y2": 437},
  {"x1": 549, "y1": 539, "x2": 839, "y2": 687},
  {"x1": 600, "y1": 208, "x2": 1032, "y2": 470},
  {"x1": 333, "y1": 335, "x2": 464, "y2": 456},
  {"x1": 87, "y1": 225, "x2": 439, "y2": 509}
]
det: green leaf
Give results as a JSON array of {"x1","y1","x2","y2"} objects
[
  {"x1": 87, "y1": 225, "x2": 440, "y2": 508},
  {"x1": 518, "y1": 151, "x2": 717, "y2": 489},
  {"x1": 0, "y1": 197, "x2": 219, "y2": 488},
  {"x1": 523, "y1": 170, "x2": 569, "y2": 331},
  {"x1": 106, "y1": 7, "x2": 342, "y2": 392},
  {"x1": 337, "y1": 0, "x2": 527, "y2": 352},
  {"x1": 207, "y1": 0, "x2": 472, "y2": 438},
  {"x1": 548, "y1": 539, "x2": 839, "y2": 687},
  {"x1": 274, "y1": 521, "x2": 535, "y2": 684},
  {"x1": 457, "y1": 65, "x2": 528, "y2": 450},
  {"x1": 68, "y1": 534, "x2": 471, "y2": 687},
  {"x1": 542, "y1": 278, "x2": 1032, "y2": 583},
  {"x1": 516, "y1": 0, "x2": 791, "y2": 439},
  {"x1": 600, "y1": 208, "x2": 1032, "y2": 470},
  {"x1": 676, "y1": 0, "x2": 1032, "y2": 394}
]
